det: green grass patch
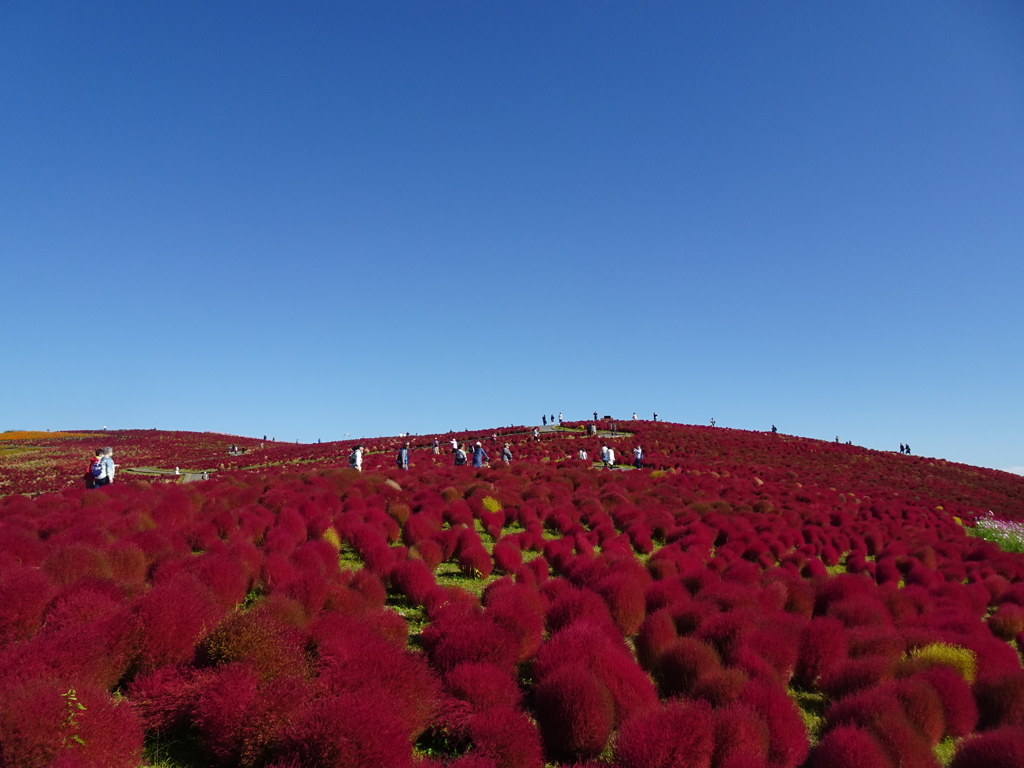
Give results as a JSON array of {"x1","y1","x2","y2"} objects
[
  {"x1": 967, "y1": 513, "x2": 1024, "y2": 553},
  {"x1": 142, "y1": 729, "x2": 209, "y2": 768},
  {"x1": 789, "y1": 688, "x2": 828, "y2": 745}
]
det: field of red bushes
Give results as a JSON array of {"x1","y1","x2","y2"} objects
[{"x1": 1, "y1": 421, "x2": 1024, "y2": 768}]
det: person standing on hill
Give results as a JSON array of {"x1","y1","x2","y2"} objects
[
  {"x1": 454, "y1": 443, "x2": 468, "y2": 466},
  {"x1": 349, "y1": 445, "x2": 363, "y2": 472},
  {"x1": 579, "y1": 447, "x2": 588, "y2": 461},
  {"x1": 97, "y1": 447, "x2": 115, "y2": 486},
  {"x1": 473, "y1": 441, "x2": 489, "y2": 468},
  {"x1": 606, "y1": 446, "x2": 616, "y2": 469},
  {"x1": 501, "y1": 443, "x2": 512, "y2": 463},
  {"x1": 397, "y1": 442, "x2": 410, "y2": 471},
  {"x1": 86, "y1": 448, "x2": 104, "y2": 488},
  {"x1": 542, "y1": 415, "x2": 547, "y2": 425},
  {"x1": 633, "y1": 445, "x2": 643, "y2": 469}
]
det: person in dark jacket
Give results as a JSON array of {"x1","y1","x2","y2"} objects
[
  {"x1": 472, "y1": 441, "x2": 489, "y2": 468},
  {"x1": 397, "y1": 442, "x2": 410, "y2": 470}
]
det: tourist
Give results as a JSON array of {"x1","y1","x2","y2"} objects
[
  {"x1": 633, "y1": 445, "x2": 643, "y2": 469},
  {"x1": 397, "y1": 442, "x2": 410, "y2": 470},
  {"x1": 579, "y1": 447, "x2": 588, "y2": 461},
  {"x1": 98, "y1": 447, "x2": 115, "y2": 486},
  {"x1": 501, "y1": 443, "x2": 512, "y2": 463},
  {"x1": 473, "y1": 441, "x2": 489, "y2": 468},
  {"x1": 349, "y1": 445, "x2": 363, "y2": 471},
  {"x1": 454, "y1": 443, "x2": 468, "y2": 466}
]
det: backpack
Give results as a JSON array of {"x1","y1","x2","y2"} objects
[
  {"x1": 455, "y1": 449, "x2": 467, "y2": 465},
  {"x1": 90, "y1": 458, "x2": 105, "y2": 479}
]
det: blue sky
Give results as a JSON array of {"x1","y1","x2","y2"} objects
[{"x1": 3, "y1": 1, "x2": 1022, "y2": 473}]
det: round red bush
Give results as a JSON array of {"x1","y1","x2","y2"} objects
[
  {"x1": 950, "y1": 727, "x2": 1024, "y2": 768},
  {"x1": 534, "y1": 664, "x2": 615, "y2": 760},
  {"x1": 613, "y1": 699, "x2": 715, "y2": 768}
]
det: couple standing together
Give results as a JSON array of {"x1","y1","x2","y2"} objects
[{"x1": 87, "y1": 447, "x2": 116, "y2": 488}]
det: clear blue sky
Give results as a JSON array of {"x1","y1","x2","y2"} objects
[{"x1": 3, "y1": 1, "x2": 1022, "y2": 473}]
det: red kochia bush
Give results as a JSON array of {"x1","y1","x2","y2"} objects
[
  {"x1": 492, "y1": 540, "x2": 523, "y2": 574},
  {"x1": 0, "y1": 679, "x2": 144, "y2": 768},
  {"x1": 988, "y1": 604, "x2": 1024, "y2": 641},
  {"x1": 794, "y1": 616, "x2": 849, "y2": 688},
  {"x1": 807, "y1": 725, "x2": 893, "y2": 768},
  {"x1": 443, "y1": 662, "x2": 522, "y2": 715},
  {"x1": 0, "y1": 566, "x2": 55, "y2": 644},
  {"x1": 613, "y1": 699, "x2": 715, "y2": 768},
  {"x1": 820, "y1": 655, "x2": 894, "y2": 699},
  {"x1": 280, "y1": 689, "x2": 415, "y2": 768},
  {"x1": 975, "y1": 670, "x2": 1024, "y2": 730},
  {"x1": 534, "y1": 620, "x2": 658, "y2": 725},
  {"x1": 546, "y1": 587, "x2": 616, "y2": 634},
  {"x1": 595, "y1": 573, "x2": 647, "y2": 636},
  {"x1": 534, "y1": 664, "x2": 615, "y2": 760},
  {"x1": 132, "y1": 573, "x2": 225, "y2": 671},
  {"x1": 892, "y1": 676, "x2": 947, "y2": 747},
  {"x1": 635, "y1": 608, "x2": 679, "y2": 670},
  {"x1": 127, "y1": 664, "x2": 209, "y2": 733},
  {"x1": 950, "y1": 727, "x2": 1024, "y2": 768},
  {"x1": 426, "y1": 610, "x2": 521, "y2": 673},
  {"x1": 487, "y1": 596, "x2": 545, "y2": 663},
  {"x1": 391, "y1": 558, "x2": 440, "y2": 607},
  {"x1": 713, "y1": 703, "x2": 770, "y2": 767},
  {"x1": 469, "y1": 706, "x2": 545, "y2": 768},
  {"x1": 691, "y1": 666, "x2": 749, "y2": 707},
  {"x1": 193, "y1": 665, "x2": 312, "y2": 767},
  {"x1": 920, "y1": 665, "x2": 978, "y2": 737},
  {"x1": 741, "y1": 678, "x2": 809, "y2": 768},
  {"x1": 655, "y1": 637, "x2": 722, "y2": 698},
  {"x1": 200, "y1": 608, "x2": 309, "y2": 682}
]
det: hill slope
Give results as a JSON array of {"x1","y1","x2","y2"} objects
[{"x1": 1, "y1": 421, "x2": 1023, "y2": 767}]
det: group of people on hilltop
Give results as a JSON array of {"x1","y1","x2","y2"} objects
[
  {"x1": 340, "y1": 439, "x2": 515, "y2": 471},
  {"x1": 85, "y1": 447, "x2": 116, "y2": 488},
  {"x1": 899, "y1": 443, "x2": 912, "y2": 455}
]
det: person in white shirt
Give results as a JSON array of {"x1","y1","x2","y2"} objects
[{"x1": 99, "y1": 447, "x2": 116, "y2": 485}]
